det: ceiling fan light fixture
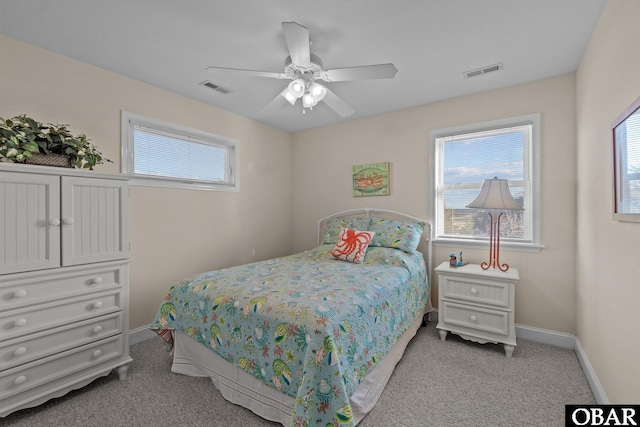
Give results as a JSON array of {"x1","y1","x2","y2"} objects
[
  {"x1": 302, "y1": 92, "x2": 317, "y2": 108},
  {"x1": 287, "y1": 78, "x2": 306, "y2": 98},
  {"x1": 308, "y1": 82, "x2": 327, "y2": 102}
]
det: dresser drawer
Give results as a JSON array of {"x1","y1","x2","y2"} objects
[
  {"x1": 0, "y1": 335, "x2": 123, "y2": 402},
  {"x1": 0, "y1": 290, "x2": 122, "y2": 341},
  {"x1": 440, "y1": 274, "x2": 511, "y2": 307},
  {"x1": 0, "y1": 263, "x2": 124, "y2": 311},
  {"x1": 440, "y1": 301, "x2": 509, "y2": 336},
  {"x1": 0, "y1": 312, "x2": 122, "y2": 370}
]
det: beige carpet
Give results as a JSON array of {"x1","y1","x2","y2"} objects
[{"x1": 2, "y1": 319, "x2": 595, "y2": 426}]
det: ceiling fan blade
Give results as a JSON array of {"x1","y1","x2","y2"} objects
[
  {"x1": 261, "y1": 89, "x2": 290, "y2": 113},
  {"x1": 322, "y1": 87, "x2": 355, "y2": 117},
  {"x1": 282, "y1": 22, "x2": 311, "y2": 68},
  {"x1": 206, "y1": 66, "x2": 286, "y2": 79},
  {"x1": 322, "y1": 63, "x2": 398, "y2": 82}
]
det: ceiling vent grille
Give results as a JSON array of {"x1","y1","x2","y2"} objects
[
  {"x1": 463, "y1": 62, "x2": 504, "y2": 79},
  {"x1": 200, "y1": 80, "x2": 232, "y2": 94}
]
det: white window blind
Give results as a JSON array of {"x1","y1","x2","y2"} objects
[
  {"x1": 616, "y1": 112, "x2": 640, "y2": 213},
  {"x1": 133, "y1": 126, "x2": 227, "y2": 183}
]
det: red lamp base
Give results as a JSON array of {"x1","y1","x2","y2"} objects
[{"x1": 481, "y1": 211, "x2": 511, "y2": 272}]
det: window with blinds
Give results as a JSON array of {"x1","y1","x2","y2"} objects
[
  {"x1": 613, "y1": 107, "x2": 640, "y2": 217},
  {"x1": 430, "y1": 114, "x2": 540, "y2": 248},
  {"x1": 121, "y1": 112, "x2": 237, "y2": 191}
]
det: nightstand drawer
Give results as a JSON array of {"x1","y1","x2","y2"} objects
[
  {"x1": 440, "y1": 301, "x2": 509, "y2": 336},
  {"x1": 440, "y1": 275, "x2": 510, "y2": 307}
]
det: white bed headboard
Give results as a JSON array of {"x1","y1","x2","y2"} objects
[{"x1": 317, "y1": 208, "x2": 433, "y2": 274}]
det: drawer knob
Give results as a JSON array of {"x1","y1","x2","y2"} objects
[
  {"x1": 470, "y1": 315, "x2": 478, "y2": 322},
  {"x1": 470, "y1": 288, "x2": 478, "y2": 294},
  {"x1": 14, "y1": 318, "x2": 28, "y2": 327},
  {"x1": 63, "y1": 218, "x2": 75, "y2": 225},
  {"x1": 14, "y1": 289, "x2": 27, "y2": 298},
  {"x1": 92, "y1": 325, "x2": 103, "y2": 334},
  {"x1": 14, "y1": 347, "x2": 27, "y2": 357},
  {"x1": 49, "y1": 218, "x2": 61, "y2": 226},
  {"x1": 93, "y1": 277, "x2": 103, "y2": 285},
  {"x1": 92, "y1": 301, "x2": 103, "y2": 309},
  {"x1": 14, "y1": 375, "x2": 27, "y2": 385},
  {"x1": 93, "y1": 349, "x2": 103, "y2": 358}
]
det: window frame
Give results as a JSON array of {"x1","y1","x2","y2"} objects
[
  {"x1": 429, "y1": 113, "x2": 542, "y2": 252},
  {"x1": 612, "y1": 95, "x2": 640, "y2": 222},
  {"x1": 121, "y1": 111, "x2": 238, "y2": 192}
]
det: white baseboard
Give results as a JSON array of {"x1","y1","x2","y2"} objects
[
  {"x1": 129, "y1": 325, "x2": 157, "y2": 345},
  {"x1": 513, "y1": 324, "x2": 608, "y2": 403},
  {"x1": 574, "y1": 337, "x2": 609, "y2": 404},
  {"x1": 515, "y1": 323, "x2": 576, "y2": 349},
  {"x1": 130, "y1": 317, "x2": 610, "y2": 404}
]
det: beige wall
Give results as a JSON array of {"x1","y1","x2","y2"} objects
[
  {"x1": 0, "y1": 35, "x2": 293, "y2": 330},
  {"x1": 6, "y1": 3, "x2": 640, "y2": 402},
  {"x1": 576, "y1": 0, "x2": 640, "y2": 403},
  {"x1": 292, "y1": 73, "x2": 578, "y2": 334}
]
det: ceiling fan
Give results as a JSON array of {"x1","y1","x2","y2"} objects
[{"x1": 206, "y1": 22, "x2": 398, "y2": 117}]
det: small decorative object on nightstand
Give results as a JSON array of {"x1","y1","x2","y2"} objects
[
  {"x1": 435, "y1": 261, "x2": 518, "y2": 358},
  {"x1": 449, "y1": 253, "x2": 457, "y2": 267}
]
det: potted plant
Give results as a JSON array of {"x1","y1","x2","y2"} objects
[{"x1": 0, "y1": 114, "x2": 111, "y2": 170}]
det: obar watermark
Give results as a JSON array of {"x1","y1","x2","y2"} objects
[{"x1": 566, "y1": 405, "x2": 639, "y2": 426}]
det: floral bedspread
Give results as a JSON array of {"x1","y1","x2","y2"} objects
[{"x1": 150, "y1": 245, "x2": 429, "y2": 427}]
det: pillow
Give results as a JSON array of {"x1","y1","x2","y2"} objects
[
  {"x1": 330, "y1": 228, "x2": 375, "y2": 263},
  {"x1": 322, "y1": 217, "x2": 372, "y2": 244},
  {"x1": 368, "y1": 217, "x2": 425, "y2": 253}
]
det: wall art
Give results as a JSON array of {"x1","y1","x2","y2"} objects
[{"x1": 352, "y1": 162, "x2": 390, "y2": 197}]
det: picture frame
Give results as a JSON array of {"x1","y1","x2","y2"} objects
[
  {"x1": 612, "y1": 95, "x2": 640, "y2": 222},
  {"x1": 352, "y1": 162, "x2": 390, "y2": 197}
]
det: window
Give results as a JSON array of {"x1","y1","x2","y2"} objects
[
  {"x1": 612, "y1": 96, "x2": 640, "y2": 221},
  {"x1": 430, "y1": 114, "x2": 540, "y2": 249},
  {"x1": 121, "y1": 111, "x2": 237, "y2": 191}
]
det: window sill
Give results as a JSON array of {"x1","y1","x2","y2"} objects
[
  {"x1": 127, "y1": 175, "x2": 238, "y2": 192},
  {"x1": 433, "y1": 238, "x2": 543, "y2": 253}
]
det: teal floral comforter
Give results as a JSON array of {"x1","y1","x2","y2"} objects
[{"x1": 151, "y1": 244, "x2": 429, "y2": 427}]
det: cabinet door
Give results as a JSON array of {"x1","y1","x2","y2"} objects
[
  {"x1": 61, "y1": 177, "x2": 129, "y2": 266},
  {"x1": 0, "y1": 172, "x2": 61, "y2": 274}
]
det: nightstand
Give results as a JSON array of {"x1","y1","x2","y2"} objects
[{"x1": 435, "y1": 262, "x2": 518, "y2": 358}]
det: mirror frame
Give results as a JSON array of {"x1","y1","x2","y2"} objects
[{"x1": 612, "y1": 95, "x2": 640, "y2": 222}]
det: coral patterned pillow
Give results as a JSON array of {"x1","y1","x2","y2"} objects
[
  {"x1": 369, "y1": 217, "x2": 425, "y2": 253},
  {"x1": 322, "y1": 217, "x2": 372, "y2": 244},
  {"x1": 330, "y1": 228, "x2": 375, "y2": 263}
]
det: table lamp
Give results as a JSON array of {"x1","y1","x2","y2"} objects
[{"x1": 466, "y1": 177, "x2": 523, "y2": 272}]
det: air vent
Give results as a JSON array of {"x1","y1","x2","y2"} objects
[
  {"x1": 463, "y1": 62, "x2": 504, "y2": 79},
  {"x1": 200, "y1": 80, "x2": 232, "y2": 94}
]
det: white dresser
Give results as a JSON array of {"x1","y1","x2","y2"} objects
[
  {"x1": 0, "y1": 163, "x2": 132, "y2": 417},
  {"x1": 435, "y1": 262, "x2": 518, "y2": 358}
]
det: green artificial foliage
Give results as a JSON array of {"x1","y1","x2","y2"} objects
[{"x1": 0, "y1": 114, "x2": 111, "y2": 170}]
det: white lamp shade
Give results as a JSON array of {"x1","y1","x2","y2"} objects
[
  {"x1": 466, "y1": 177, "x2": 524, "y2": 210},
  {"x1": 308, "y1": 82, "x2": 327, "y2": 102},
  {"x1": 302, "y1": 92, "x2": 317, "y2": 108},
  {"x1": 287, "y1": 78, "x2": 305, "y2": 99}
]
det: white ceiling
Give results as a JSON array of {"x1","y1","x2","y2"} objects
[{"x1": 0, "y1": 0, "x2": 606, "y2": 133}]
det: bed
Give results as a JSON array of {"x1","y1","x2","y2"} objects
[{"x1": 150, "y1": 208, "x2": 433, "y2": 426}]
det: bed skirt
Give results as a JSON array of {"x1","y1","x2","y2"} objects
[{"x1": 170, "y1": 303, "x2": 431, "y2": 426}]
